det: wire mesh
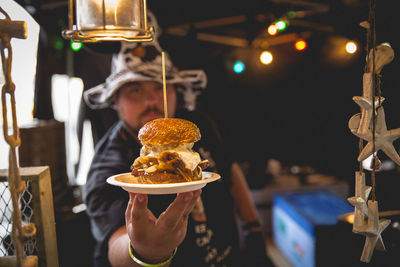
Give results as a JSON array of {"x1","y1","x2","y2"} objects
[{"x1": 0, "y1": 180, "x2": 37, "y2": 257}]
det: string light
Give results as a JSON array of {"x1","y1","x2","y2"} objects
[
  {"x1": 287, "y1": 11, "x2": 296, "y2": 19},
  {"x1": 294, "y1": 39, "x2": 307, "y2": 51},
  {"x1": 275, "y1": 19, "x2": 288, "y2": 31},
  {"x1": 267, "y1": 24, "x2": 278, "y2": 36},
  {"x1": 345, "y1": 41, "x2": 357, "y2": 54},
  {"x1": 259, "y1": 51, "x2": 273, "y2": 65},
  {"x1": 233, "y1": 61, "x2": 245, "y2": 73},
  {"x1": 70, "y1": 41, "x2": 82, "y2": 52},
  {"x1": 267, "y1": 18, "x2": 288, "y2": 36},
  {"x1": 54, "y1": 37, "x2": 64, "y2": 51}
]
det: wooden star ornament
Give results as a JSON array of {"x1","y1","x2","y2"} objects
[
  {"x1": 353, "y1": 73, "x2": 384, "y2": 135},
  {"x1": 365, "y1": 43, "x2": 395, "y2": 74},
  {"x1": 359, "y1": 200, "x2": 391, "y2": 263},
  {"x1": 348, "y1": 106, "x2": 400, "y2": 166},
  {"x1": 347, "y1": 171, "x2": 371, "y2": 232},
  {"x1": 353, "y1": 43, "x2": 394, "y2": 135}
]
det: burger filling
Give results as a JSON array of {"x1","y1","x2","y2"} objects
[{"x1": 131, "y1": 143, "x2": 209, "y2": 183}]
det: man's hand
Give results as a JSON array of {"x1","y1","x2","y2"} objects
[{"x1": 125, "y1": 190, "x2": 202, "y2": 263}]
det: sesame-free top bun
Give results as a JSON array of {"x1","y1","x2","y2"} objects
[{"x1": 138, "y1": 118, "x2": 201, "y2": 146}]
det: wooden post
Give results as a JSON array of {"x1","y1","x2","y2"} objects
[
  {"x1": 0, "y1": 255, "x2": 38, "y2": 267},
  {"x1": 0, "y1": 166, "x2": 59, "y2": 267},
  {"x1": 0, "y1": 19, "x2": 27, "y2": 39}
]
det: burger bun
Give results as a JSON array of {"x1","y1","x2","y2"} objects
[{"x1": 138, "y1": 118, "x2": 201, "y2": 146}]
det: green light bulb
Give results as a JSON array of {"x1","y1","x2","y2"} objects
[
  {"x1": 287, "y1": 11, "x2": 296, "y2": 19},
  {"x1": 275, "y1": 20, "x2": 287, "y2": 31},
  {"x1": 54, "y1": 38, "x2": 64, "y2": 51},
  {"x1": 70, "y1": 41, "x2": 82, "y2": 52}
]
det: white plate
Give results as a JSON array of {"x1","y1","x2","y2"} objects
[{"x1": 107, "y1": 171, "x2": 221, "y2": 194}]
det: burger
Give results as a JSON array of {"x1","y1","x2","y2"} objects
[{"x1": 130, "y1": 118, "x2": 209, "y2": 183}]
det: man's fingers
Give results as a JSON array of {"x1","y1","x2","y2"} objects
[
  {"x1": 158, "y1": 190, "x2": 201, "y2": 230},
  {"x1": 158, "y1": 192, "x2": 192, "y2": 229},
  {"x1": 130, "y1": 193, "x2": 148, "y2": 222},
  {"x1": 182, "y1": 190, "x2": 202, "y2": 219},
  {"x1": 125, "y1": 192, "x2": 136, "y2": 224}
]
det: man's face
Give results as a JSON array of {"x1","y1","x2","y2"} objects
[{"x1": 114, "y1": 81, "x2": 177, "y2": 131}]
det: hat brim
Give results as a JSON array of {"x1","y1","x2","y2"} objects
[{"x1": 84, "y1": 69, "x2": 207, "y2": 109}]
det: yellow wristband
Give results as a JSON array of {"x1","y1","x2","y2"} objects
[{"x1": 128, "y1": 241, "x2": 177, "y2": 267}]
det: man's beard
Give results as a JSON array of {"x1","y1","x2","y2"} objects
[
  {"x1": 121, "y1": 107, "x2": 164, "y2": 139},
  {"x1": 137, "y1": 107, "x2": 164, "y2": 128}
]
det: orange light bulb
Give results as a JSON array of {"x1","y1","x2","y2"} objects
[
  {"x1": 295, "y1": 40, "x2": 307, "y2": 51},
  {"x1": 267, "y1": 25, "x2": 278, "y2": 36}
]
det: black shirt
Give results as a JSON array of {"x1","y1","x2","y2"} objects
[{"x1": 83, "y1": 110, "x2": 240, "y2": 267}]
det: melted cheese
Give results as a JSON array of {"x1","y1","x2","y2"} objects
[{"x1": 140, "y1": 143, "x2": 201, "y2": 171}]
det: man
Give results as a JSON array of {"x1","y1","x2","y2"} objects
[{"x1": 83, "y1": 11, "x2": 272, "y2": 267}]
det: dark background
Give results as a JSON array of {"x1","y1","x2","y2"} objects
[
  {"x1": 11, "y1": 1, "x2": 400, "y2": 186},
  {"x1": 7, "y1": 1, "x2": 400, "y2": 266},
  {"x1": 13, "y1": 0, "x2": 400, "y2": 189}
]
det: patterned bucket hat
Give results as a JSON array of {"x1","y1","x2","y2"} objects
[{"x1": 83, "y1": 11, "x2": 207, "y2": 110}]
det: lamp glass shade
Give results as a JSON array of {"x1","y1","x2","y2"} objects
[{"x1": 63, "y1": 0, "x2": 153, "y2": 42}]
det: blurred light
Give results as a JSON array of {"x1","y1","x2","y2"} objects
[
  {"x1": 340, "y1": 212, "x2": 354, "y2": 224},
  {"x1": 233, "y1": 61, "x2": 245, "y2": 73},
  {"x1": 54, "y1": 38, "x2": 64, "y2": 51},
  {"x1": 267, "y1": 24, "x2": 278, "y2": 36},
  {"x1": 320, "y1": 35, "x2": 360, "y2": 68},
  {"x1": 345, "y1": 41, "x2": 357, "y2": 54},
  {"x1": 294, "y1": 39, "x2": 307, "y2": 51},
  {"x1": 287, "y1": 11, "x2": 296, "y2": 19},
  {"x1": 70, "y1": 41, "x2": 82, "y2": 51},
  {"x1": 259, "y1": 51, "x2": 273, "y2": 65},
  {"x1": 275, "y1": 20, "x2": 287, "y2": 31},
  {"x1": 51, "y1": 74, "x2": 84, "y2": 181}
]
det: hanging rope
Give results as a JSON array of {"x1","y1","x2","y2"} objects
[
  {"x1": 0, "y1": 7, "x2": 36, "y2": 267},
  {"x1": 366, "y1": 0, "x2": 380, "y2": 201},
  {"x1": 358, "y1": 138, "x2": 364, "y2": 171}
]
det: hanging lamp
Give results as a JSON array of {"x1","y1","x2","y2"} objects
[{"x1": 62, "y1": 0, "x2": 154, "y2": 42}]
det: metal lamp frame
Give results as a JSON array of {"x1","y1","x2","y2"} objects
[{"x1": 62, "y1": 0, "x2": 154, "y2": 42}]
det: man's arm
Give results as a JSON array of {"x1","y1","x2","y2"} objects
[
  {"x1": 230, "y1": 162, "x2": 274, "y2": 266},
  {"x1": 229, "y1": 162, "x2": 261, "y2": 231},
  {"x1": 108, "y1": 226, "x2": 139, "y2": 267}
]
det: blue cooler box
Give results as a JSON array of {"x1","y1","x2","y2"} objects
[{"x1": 272, "y1": 190, "x2": 353, "y2": 267}]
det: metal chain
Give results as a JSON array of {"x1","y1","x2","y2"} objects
[{"x1": 0, "y1": 6, "x2": 35, "y2": 267}]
